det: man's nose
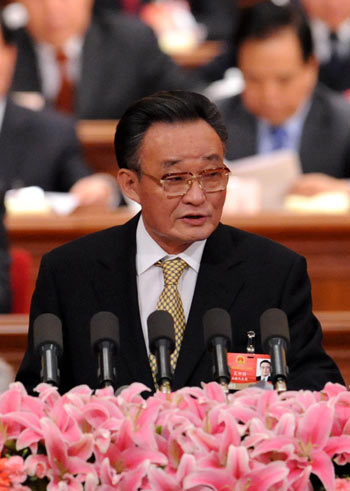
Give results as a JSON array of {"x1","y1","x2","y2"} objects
[{"x1": 182, "y1": 179, "x2": 206, "y2": 204}]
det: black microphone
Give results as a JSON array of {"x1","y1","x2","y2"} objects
[
  {"x1": 203, "y1": 308, "x2": 232, "y2": 391},
  {"x1": 90, "y1": 311, "x2": 120, "y2": 390},
  {"x1": 147, "y1": 310, "x2": 175, "y2": 393},
  {"x1": 260, "y1": 308, "x2": 290, "y2": 392},
  {"x1": 33, "y1": 313, "x2": 63, "y2": 386}
]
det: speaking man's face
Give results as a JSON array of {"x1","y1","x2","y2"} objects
[
  {"x1": 239, "y1": 27, "x2": 318, "y2": 127},
  {"x1": 20, "y1": 0, "x2": 93, "y2": 48},
  {"x1": 119, "y1": 120, "x2": 227, "y2": 254}
]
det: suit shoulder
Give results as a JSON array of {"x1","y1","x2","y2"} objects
[
  {"x1": 43, "y1": 216, "x2": 137, "y2": 265},
  {"x1": 314, "y1": 84, "x2": 350, "y2": 121},
  {"x1": 220, "y1": 223, "x2": 301, "y2": 262},
  {"x1": 216, "y1": 94, "x2": 243, "y2": 116},
  {"x1": 9, "y1": 101, "x2": 76, "y2": 132},
  {"x1": 90, "y1": 12, "x2": 156, "y2": 41}
]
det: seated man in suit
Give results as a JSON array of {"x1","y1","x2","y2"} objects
[
  {"x1": 16, "y1": 90, "x2": 344, "y2": 395},
  {"x1": 10, "y1": 0, "x2": 200, "y2": 119},
  {"x1": 302, "y1": 0, "x2": 350, "y2": 94},
  {"x1": 217, "y1": 1, "x2": 350, "y2": 197},
  {"x1": 0, "y1": 19, "x2": 117, "y2": 206}
]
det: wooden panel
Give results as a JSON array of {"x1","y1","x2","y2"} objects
[
  {"x1": 2, "y1": 311, "x2": 349, "y2": 388},
  {"x1": 77, "y1": 120, "x2": 118, "y2": 176},
  {"x1": 6, "y1": 210, "x2": 350, "y2": 311}
]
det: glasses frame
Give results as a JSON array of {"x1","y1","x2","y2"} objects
[{"x1": 141, "y1": 165, "x2": 231, "y2": 197}]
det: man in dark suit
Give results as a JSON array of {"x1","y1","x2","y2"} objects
[
  {"x1": 16, "y1": 90, "x2": 344, "y2": 395},
  {"x1": 217, "y1": 1, "x2": 350, "y2": 197},
  {"x1": 10, "y1": 0, "x2": 200, "y2": 119},
  {"x1": 302, "y1": 0, "x2": 350, "y2": 94},
  {"x1": 0, "y1": 18, "x2": 118, "y2": 206}
]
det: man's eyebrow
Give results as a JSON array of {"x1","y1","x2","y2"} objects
[
  {"x1": 203, "y1": 153, "x2": 223, "y2": 162},
  {"x1": 161, "y1": 154, "x2": 223, "y2": 168},
  {"x1": 162, "y1": 159, "x2": 182, "y2": 168}
]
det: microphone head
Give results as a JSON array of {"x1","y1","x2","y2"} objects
[
  {"x1": 260, "y1": 308, "x2": 290, "y2": 351},
  {"x1": 90, "y1": 311, "x2": 120, "y2": 351},
  {"x1": 147, "y1": 310, "x2": 175, "y2": 354},
  {"x1": 33, "y1": 313, "x2": 63, "y2": 354},
  {"x1": 203, "y1": 308, "x2": 232, "y2": 349}
]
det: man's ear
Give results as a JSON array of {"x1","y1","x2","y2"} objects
[{"x1": 117, "y1": 169, "x2": 141, "y2": 204}]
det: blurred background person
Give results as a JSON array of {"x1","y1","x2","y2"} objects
[
  {"x1": 93, "y1": 0, "x2": 238, "y2": 43},
  {"x1": 216, "y1": 1, "x2": 350, "y2": 197},
  {"x1": 302, "y1": 0, "x2": 350, "y2": 94},
  {"x1": 10, "y1": 0, "x2": 201, "y2": 119},
  {"x1": 0, "y1": 12, "x2": 118, "y2": 207}
]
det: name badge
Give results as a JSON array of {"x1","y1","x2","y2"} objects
[{"x1": 227, "y1": 353, "x2": 272, "y2": 390}]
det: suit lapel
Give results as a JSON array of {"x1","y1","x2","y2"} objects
[
  {"x1": 92, "y1": 214, "x2": 154, "y2": 389},
  {"x1": 77, "y1": 21, "x2": 105, "y2": 118},
  {"x1": 174, "y1": 224, "x2": 245, "y2": 389}
]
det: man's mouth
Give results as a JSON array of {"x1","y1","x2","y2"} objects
[{"x1": 181, "y1": 214, "x2": 207, "y2": 225}]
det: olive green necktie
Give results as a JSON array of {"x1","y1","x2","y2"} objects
[{"x1": 149, "y1": 258, "x2": 188, "y2": 383}]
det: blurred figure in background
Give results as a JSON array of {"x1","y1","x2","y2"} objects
[
  {"x1": 93, "y1": 0, "x2": 238, "y2": 42},
  {"x1": 217, "y1": 1, "x2": 350, "y2": 197},
  {"x1": 0, "y1": 14, "x2": 118, "y2": 207},
  {"x1": 10, "y1": 0, "x2": 201, "y2": 119},
  {"x1": 302, "y1": 0, "x2": 350, "y2": 94}
]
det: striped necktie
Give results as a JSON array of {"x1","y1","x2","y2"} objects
[{"x1": 149, "y1": 258, "x2": 188, "y2": 383}]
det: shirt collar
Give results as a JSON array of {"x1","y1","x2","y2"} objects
[
  {"x1": 259, "y1": 96, "x2": 312, "y2": 137},
  {"x1": 136, "y1": 215, "x2": 206, "y2": 275},
  {"x1": 35, "y1": 35, "x2": 84, "y2": 61}
]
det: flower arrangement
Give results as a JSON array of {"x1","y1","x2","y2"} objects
[{"x1": 0, "y1": 381, "x2": 350, "y2": 490}]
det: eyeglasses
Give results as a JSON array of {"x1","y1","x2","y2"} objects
[{"x1": 141, "y1": 166, "x2": 231, "y2": 197}]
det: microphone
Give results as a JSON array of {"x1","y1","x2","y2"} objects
[
  {"x1": 147, "y1": 310, "x2": 175, "y2": 393},
  {"x1": 260, "y1": 308, "x2": 290, "y2": 393},
  {"x1": 90, "y1": 311, "x2": 120, "y2": 390},
  {"x1": 203, "y1": 308, "x2": 232, "y2": 392},
  {"x1": 33, "y1": 313, "x2": 63, "y2": 386}
]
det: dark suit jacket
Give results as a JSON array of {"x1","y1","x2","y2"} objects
[
  {"x1": 0, "y1": 99, "x2": 91, "y2": 192},
  {"x1": 11, "y1": 13, "x2": 200, "y2": 119},
  {"x1": 217, "y1": 85, "x2": 350, "y2": 178},
  {"x1": 16, "y1": 213, "x2": 344, "y2": 394}
]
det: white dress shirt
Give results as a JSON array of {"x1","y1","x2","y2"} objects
[
  {"x1": 34, "y1": 37, "x2": 83, "y2": 101},
  {"x1": 136, "y1": 215, "x2": 206, "y2": 354}
]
